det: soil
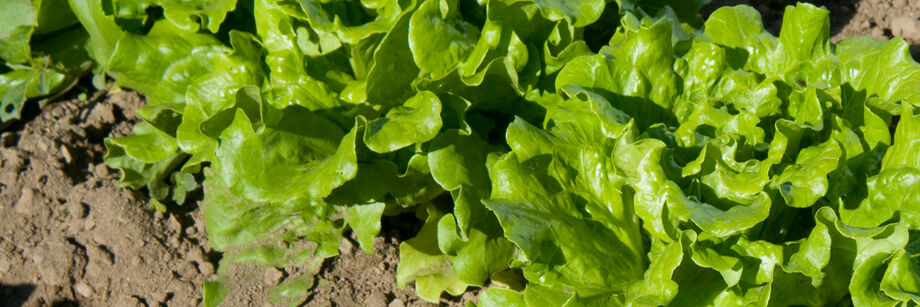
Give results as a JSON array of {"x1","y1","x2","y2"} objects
[
  {"x1": 1, "y1": 1, "x2": 918, "y2": 307},
  {"x1": 0, "y1": 91, "x2": 214, "y2": 306}
]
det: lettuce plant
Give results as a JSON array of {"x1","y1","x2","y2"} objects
[
  {"x1": 0, "y1": 0, "x2": 93, "y2": 128},
  {"x1": 480, "y1": 4, "x2": 920, "y2": 305},
  {"x1": 17, "y1": 0, "x2": 918, "y2": 305},
  {"x1": 88, "y1": 0, "x2": 708, "y2": 304}
]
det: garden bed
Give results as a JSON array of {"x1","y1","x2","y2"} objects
[{"x1": 2, "y1": 0, "x2": 919, "y2": 306}]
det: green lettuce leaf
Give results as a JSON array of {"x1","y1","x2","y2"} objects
[
  {"x1": 211, "y1": 107, "x2": 357, "y2": 203},
  {"x1": 396, "y1": 205, "x2": 469, "y2": 302},
  {"x1": 772, "y1": 138, "x2": 842, "y2": 208},
  {"x1": 0, "y1": 0, "x2": 40, "y2": 64},
  {"x1": 108, "y1": 20, "x2": 228, "y2": 108},
  {"x1": 363, "y1": 91, "x2": 442, "y2": 153},
  {"x1": 518, "y1": 0, "x2": 604, "y2": 27},
  {"x1": 105, "y1": 0, "x2": 236, "y2": 32},
  {"x1": 408, "y1": 0, "x2": 480, "y2": 79}
]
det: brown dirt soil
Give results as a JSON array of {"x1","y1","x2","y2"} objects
[
  {"x1": 2, "y1": 1, "x2": 919, "y2": 306},
  {"x1": 0, "y1": 91, "x2": 216, "y2": 306}
]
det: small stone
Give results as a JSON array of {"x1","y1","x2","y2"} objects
[
  {"x1": 262, "y1": 267, "x2": 284, "y2": 286},
  {"x1": 74, "y1": 282, "x2": 94, "y2": 297},
  {"x1": 14, "y1": 188, "x2": 35, "y2": 215},
  {"x1": 388, "y1": 298, "x2": 406, "y2": 307},
  {"x1": 59, "y1": 145, "x2": 72, "y2": 164},
  {"x1": 367, "y1": 292, "x2": 386, "y2": 307}
]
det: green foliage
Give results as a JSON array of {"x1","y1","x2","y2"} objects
[
  {"x1": 6, "y1": 0, "x2": 920, "y2": 305},
  {"x1": 0, "y1": 0, "x2": 92, "y2": 127}
]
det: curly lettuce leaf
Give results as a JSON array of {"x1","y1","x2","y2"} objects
[
  {"x1": 108, "y1": 20, "x2": 228, "y2": 108},
  {"x1": 212, "y1": 107, "x2": 357, "y2": 203},
  {"x1": 408, "y1": 0, "x2": 480, "y2": 79},
  {"x1": 396, "y1": 206, "x2": 469, "y2": 302},
  {"x1": 363, "y1": 91, "x2": 442, "y2": 153},
  {"x1": 104, "y1": 0, "x2": 236, "y2": 32},
  {"x1": 0, "y1": 0, "x2": 39, "y2": 64},
  {"x1": 517, "y1": 0, "x2": 604, "y2": 27}
]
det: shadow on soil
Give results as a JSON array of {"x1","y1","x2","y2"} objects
[{"x1": 0, "y1": 283, "x2": 35, "y2": 307}]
